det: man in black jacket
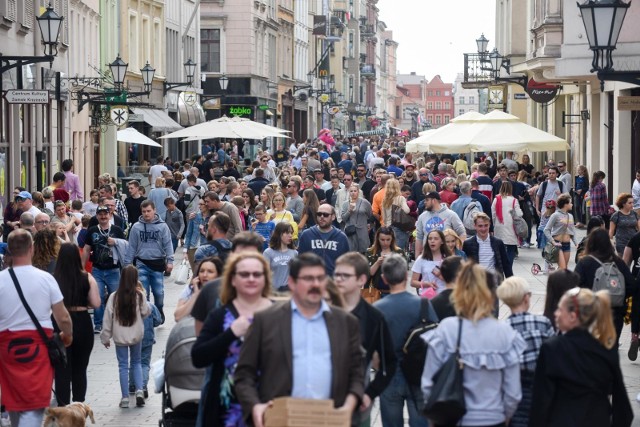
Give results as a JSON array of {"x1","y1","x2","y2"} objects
[
  {"x1": 334, "y1": 252, "x2": 396, "y2": 425},
  {"x1": 462, "y1": 212, "x2": 513, "y2": 278}
]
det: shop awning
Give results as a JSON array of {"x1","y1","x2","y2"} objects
[
  {"x1": 132, "y1": 108, "x2": 183, "y2": 133},
  {"x1": 177, "y1": 92, "x2": 206, "y2": 127}
]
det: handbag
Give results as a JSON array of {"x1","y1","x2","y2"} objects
[
  {"x1": 511, "y1": 200, "x2": 528, "y2": 239},
  {"x1": 360, "y1": 284, "x2": 381, "y2": 304},
  {"x1": 391, "y1": 204, "x2": 415, "y2": 232},
  {"x1": 8, "y1": 268, "x2": 67, "y2": 369},
  {"x1": 423, "y1": 317, "x2": 466, "y2": 425},
  {"x1": 345, "y1": 224, "x2": 357, "y2": 236},
  {"x1": 174, "y1": 259, "x2": 190, "y2": 285}
]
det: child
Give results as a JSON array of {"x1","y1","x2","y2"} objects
[
  {"x1": 538, "y1": 199, "x2": 556, "y2": 272},
  {"x1": 164, "y1": 197, "x2": 185, "y2": 252},
  {"x1": 129, "y1": 302, "x2": 162, "y2": 398},
  {"x1": 497, "y1": 277, "x2": 554, "y2": 427},
  {"x1": 101, "y1": 265, "x2": 151, "y2": 408},
  {"x1": 263, "y1": 222, "x2": 298, "y2": 292},
  {"x1": 83, "y1": 189, "x2": 100, "y2": 216},
  {"x1": 251, "y1": 204, "x2": 275, "y2": 251}
]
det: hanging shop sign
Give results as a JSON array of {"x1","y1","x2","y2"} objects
[{"x1": 526, "y1": 79, "x2": 560, "y2": 104}]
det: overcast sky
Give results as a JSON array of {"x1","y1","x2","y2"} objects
[{"x1": 377, "y1": 0, "x2": 497, "y2": 84}]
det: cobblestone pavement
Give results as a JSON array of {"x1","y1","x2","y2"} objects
[{"x1": 81, "y1": 228, "x2": 640, "y2": 426}]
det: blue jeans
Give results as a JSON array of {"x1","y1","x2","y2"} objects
[
  {"x1": 392, "y1": 226, "x2": 409, "y2": 253},
  {"x1": 92, "y1": 268, "x2": 121, "y2": 328},
  {"x1": 8, "y1": 409, "x2": 45, "y2": 427},
  {"x1": 116, "y1": 343, "x2": 142, "y2": 398},
  {"x1": 505, "y1": 244, "x2": 517, "y2": 270},
  {"x1": 137, "y1": 263, "x2": 165, "y2": 313},
  {"x1": 129, "y1": 342, "x2": 153, "y2": 391},
  {"x1": 171, "y1": 237, "x2": 178, "y2": 252},
  {"x1": 380, "y1": 371, "x2": 428, "y2": 427}
]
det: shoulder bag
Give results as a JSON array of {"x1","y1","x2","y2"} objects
[
  {"x1": 511, "y1": 199, "x2": 529, "y2": 239},
  {"x1": 391, "y1": 203, "x2": 415, "y2": 232},
  {"x1": 423, "y1": 317, "x2": 466, "y2": 425},
  {"x1": 8, "y1": 268, "x2": 67, "y2": 369}
]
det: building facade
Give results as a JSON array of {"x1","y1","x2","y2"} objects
[{"x1": 424, "y1": 75, "x2": 453, "y2": 128}]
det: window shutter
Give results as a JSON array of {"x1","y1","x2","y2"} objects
[
  {"x1": 20, "y1": 0, "x2": 34, "y2": 28},
  {"x1": 3, "y1": 0, "x2": 17, "y2": 22}
]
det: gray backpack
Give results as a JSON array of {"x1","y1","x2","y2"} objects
[
  {"x1": 462, "y1": 199, "x2": 481, "y2": 235},
  {"x1": 589, "y1": 256, "x2": 626, "y2": 307}
]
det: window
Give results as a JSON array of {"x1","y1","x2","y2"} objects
[
  {"x1": 469, "y1": 96, "x2": 475, "y2": 104},
  {"x1": 349, "y1": 75, "x2": 354, "y2": 102},
  {"x1": 201, "y1": 29, "x2": 221, "y2": 72},
  {"x1": 348, "y1": 31, "x2": 354, "y2": 58},
  {"x1": 444, "y1": 91, "x2": 450, "y2": 96},
  {"x1": 395, "y1": 105, "x2": 400, "y2": 118},
  {"x1": 427, "y1": 115, "x2": 433, "y2": 123},
  {"x1": 459, "y1": 96, "x2": 465, "y2": 104},
  {"x1": 459, "y1": 109, "x2": 465, "y2": 115},
  {"x1": 435, "y1": 101, "x2": 441, "y2": 110},
  {"x1": 428, "y1": 91, "x2": 433, "y2": 96},
  {"x1": 435, "y1": 115, "x2": 441, "y2": 125},
  {"x1": 436, "y1": 90, "x2": 440, "y2": 96},
  {"x1": 444, "y1": 101, "x2": 450, "y2": 109},
  {"x1": 129, "y1": 13, "x2": 138, "y2": 69},
  {"x1": 427, "y1": 102, "x2": 433, "y2": 110},
  {"x1": 444, "y1": 115, "x2": 450, "y2": 124}
]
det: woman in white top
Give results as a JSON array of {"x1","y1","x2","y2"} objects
[
  {"x1": 381, "y1": 178, "x2": 410, "y2": 251},
  {"x1": 411, "y1": 229, "x2": 451, "y2": 298},
  {"x1": 491, "y1": 180, "x2": 522, "y2": 271}
]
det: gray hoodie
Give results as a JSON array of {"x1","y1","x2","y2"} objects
[
  {"x1": 415, "y1": 205, "x2": 466, "y2": 242},
  {"x1": 124, "y1": 214, "x2": 175, "y2": 266}
]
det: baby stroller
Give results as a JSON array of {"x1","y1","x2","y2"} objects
[
  {"x1": 159, "y1": 317, "x2": 205, "y2": 427},
  {"x1": 531, "y1": 241, "x2": 559, "y2": 275}
]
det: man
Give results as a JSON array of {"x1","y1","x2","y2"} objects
[
  {"x1": 81, "y1": 205, "x2": 126, "y2": 333},
  {"x1": 492, "y1": 165, "x2": 510, "y2": 197},
  {"x1": 285, "y1": 179, "x2": 304, "y2": 222},
  {"x1": 334, "y1": 253, "x2": 397, "y2": 425},
  {"x1": 324, "y1": 176, "x2": 343, "y2": 212},
  {"x1": 204, "y1": 192, "x2": 243, "y2": 239},
  {"x1": 15, "y1": 191, "x2": 41, "y2": 217},
  {"x1": 415, "y1": 192, "x2": 466, "y2": 255},
  {"x1": 633, "y1": 170, "x2": 640, "y2": 216},
  {"x1": 34, "y1": 213, "x2": 51, "y2": 232},
  {"x1": 149, "y1": 156, "x2": 168, "y2": 188},
  {"x1": 194, "y1": 212, "x2": 233, "y2": 262},
  {"x1": 361, "y1": 167, "x2": 380, "y2": 203},
  {"x1": 0, "y1": 229, "x2": 72, "y2": 426},
  {"x1": 124, "y1": 180, "x2": 146, "y2": 225},
  {"x1": 338, "y1": 152, "x2": 354, "y2": 176},
  {"x1": 88, "y1": 197, "x2": 128, "y2": 232},
  {"x1": 182, "y1": 174, "x2": 206, "y2": 217},
  {"x1": 314, "y1": 169, "x2": 332, "y2": 192},
  {"x1": 18, "y1": 212, "x2": 35, "y2": 234},
  {"x1": 557, "y1": 161, "x2": 573, "y2": 195},
  {"x1": 61, "y1": 159, "x2": 84, "y2": 201},
  {"x1": 411, "y1": 168, "x2": 432, "y2": 204},
  {"x1": 387, "y1": 157, "x2": 403, "y2": 178},
  {"x1": 124, "y1": 200, "x2": 174, "y2": 322},
  {"x1": 354, "y1": 164, "x2": 367, "y2": 184},
  {"x1": 402, "y1": 163, "x2": 417, "y2": 187},
  {"x1": 500, "y1": 151, "x2": 518, "y2": 172},
  {"x1": 307, "y1": 150, "x2": 322, "y2": 172},
  {"x1": 373, "y1": 254, "x2": 438, "y2": 427},
  {"x1": 535, "y1": 166, "x2": 564, "y2": 215},
  {"x1": 274, "y1": 145, "x2": 288, "y2": 166},
  {"x1": 470, "y1": 179, "x2": 492, "y2": 221},
  {"x1": 302, "y1": 175, "x2": 326, "y2": 203},
  {"x1": 334, "y1": 174, "x2": 362, "y2": 226},
  {"x1": 248, "y1": 168, "x2": 270, "y2": 196},
  {"x1": 297, "y1": 204, "x2": 350, "y2": 276},
  {"x1": 177, "y1": 167, "x2": 207, "y2": 197},
  {"x1": 462, "y1": 212, "x2": 513, "y2": 278},
  {"x1": 99, "y1": 184, "x2": 128, "y2": 223},
  {"x1": 235, "y1": 253, "x2": 364, "y2": 427},
  {"x1": 450, "y1": 181, "x2": 478, "y2": 221},
  {"x1": 432, "y1": 163, "x2": 448, "y2": 189},
  {"x1": 476, "y1": 162, "x2": 494, "y2": 201}
]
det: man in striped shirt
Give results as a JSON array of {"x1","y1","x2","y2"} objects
[{"x1": 462, "y1": 212, "x2": 513, "y2": 278}]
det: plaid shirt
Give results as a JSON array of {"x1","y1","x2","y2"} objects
[
  {"x1": 589, "y1": 182, "x2": 609, "y2": 216},
  {"x1": 507, "y1": 312, "x2": 554, "y2": 372}
]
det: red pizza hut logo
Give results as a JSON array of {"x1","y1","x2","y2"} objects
[{"x1": 526, "y1": 79, "x2": 560, "y2": 103}]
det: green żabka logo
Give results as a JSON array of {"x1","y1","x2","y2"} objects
[{"x1": 229, "y1": 106, "x2": 252, "y2": 116}]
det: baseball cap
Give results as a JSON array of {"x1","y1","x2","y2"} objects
[
  {"x1": 405, "y1": 163, "x2": 415, "y2": 169},
  {"x1": 17, "y1": 191, "x2": 32, "y2": 200},
  {"x1": 424, "y1": 191, "x2": 441, "y2": 200},
  {"x1": 96, "y1": 206, "x2": 110, "y2": 214}
]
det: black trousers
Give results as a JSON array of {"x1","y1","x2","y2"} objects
[{"x1": 54, "y1": 310, "x2": 94, "y2": 405}]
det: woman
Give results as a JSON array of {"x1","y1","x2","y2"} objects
[
  {"x1": 3, "y1": 187, "x2": 24, "y2": 240},
  {"x1": 191, "y1": 253, "x2": 273, "y2": 427},
  {"x1": 609, "y1": 193, "x2": 640, "y2": 256},
  {"x1": 574, "y1": 228, "x2": 634, "y2": 342},
  {"x1": 174, "y1": 257, "x2": 223, "y2": 322},
  {"x1": 148, "y1": 177, "x2": 175, "y2": 220},
  {"x1": 542, "y1": 269, "x2": 580, "y2": 330},
  {"x1": 518, "y1": 154, "x2": 535, "y2": 177},
  {"x1": 217, "y1": 177, "x2": 232, "y2": 201},
  {"x1": 33, "y1": 228, "x2": 60, "y2": 273},
  {"x1": 260, "y1": 186, "x2": 275, "y2": 211},
  {"x1": 51, "y1": 200, "x2": 80, "y2": 242},
  {"x1": 53, "y1": 243, "x2": 101, "y2": 406},
  {"x1": 267, "y1": 192, "x2": 295, "y2": 225},
  {"x1": 529, "y1": 287, "x2": 633, "y2": 427},
  {"x1": 574, "y1": 165, "x2": 589, "y2": 228},
  {"x1": 438, "y1": 177, "x2": 459, "y2": 206},
  {"x1": 184, "y1": 200, "x2": 209, "y2": 271},
  {"x1": 242, "y1": 188, "x2": 258, "y2": 217},
  {"x1": 516, "y1": 171, "x2": 535, "y2": 247},
  {"x1": 422, "y1": 262, "x2": 526, "y2": 427},
  {"x1": 366, "y1": 227, "x2": 405, "y2": 297},
  {"x1": 543, "y1": 193, "x2": 576, "y2": 270},
  {"x1": 589, "y1": 170, "x2": 610, "y2": 228},
  {"x1": 297, "y1": 189, "x2": 319, "y2": 230},
  {"x1": 381, "y1": 179, "x2": 410, "y2": 251},
  {"x1": 342, "y1": 184, "x2": 372, "y2": 253},
  {"x1": 299, "y1": 167, "x2": 308, "y2": 180},
  {"x1": 443, "y1": 229, "x2": 466, "y2": 259},
  {"x1": 263, "y1": 222, "x2": 298, "y2": 292},
  {"x1": 411, "y1": 229, "x2": 451, "y2": 297},
  {"x1": 208, "y1": 180, "x2": 219, "y2": 193},
  {"x1": 491, "y1": 181, "x2": 523, "y2": 269}
]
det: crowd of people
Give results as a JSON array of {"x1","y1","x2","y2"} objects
[{"x1": 1, "y1": 139, "x2": 639, "y2": 427}]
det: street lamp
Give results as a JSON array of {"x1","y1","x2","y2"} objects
[
  {"x1": 476, "y1": 33, "x2": 489, "y2": 55},
  {"x1": 219, "y1": 74, "x2": 229, "y2": 91},
  {"x1": 577, "y1": 0, "x2": 638, "y2": 89},
  {"x1": 163, "y1": 59, "x2": 197, "y2": 94},
  {"x1": 109, "y1": 54, "x2": 128, "y2": 89},
  {"x1": 140, "y1": 62, "x2": 156, "y2": 92},
  {"x1": 476, "y1": 38, "x2": 527, "y2": 90}
]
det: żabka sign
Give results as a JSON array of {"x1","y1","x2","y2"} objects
[
  {"x1": 526, "y1": 79, "x2": 560, "y2": 104},
  {"x1": 227, "y1": 106, "x2": 253, "y2": 117}
]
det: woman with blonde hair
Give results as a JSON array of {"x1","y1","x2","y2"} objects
[
  {"x1": 147, "y1": 177, "x2": 175, "y2": 220},
  {"x1": 422, "y1": 262, "x2": 525, "y2": 427},
  {"x1": 439, "y1": 177, "x2": 458, "y2": 206},
  {"x1": 529, "y1": 287, "x2": 632, "y2": 427},
  {"x1": 381, "y1": 178, "x2": 410, "y2": 250},
  {"x1": 191, "y1": 252, "x2": 273, "y2": 426},
  {"x1": 443, "y1": 229, "x2": 466, "y2": 259},
  {"x1": 260, "y1": 186, "x2": 275, "y2": 211}
]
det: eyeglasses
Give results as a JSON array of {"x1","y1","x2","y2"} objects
[
  {"x1": 566, "y1": 287, "x2": 581, "y2": 319},
  {"x1": 296, "y1": 274, "x2": 327, "y2": 283},
  {"x1": 334, "y1": 272, "x2": 356, "y2": 281},
  {"x1": 316, "y1": 212, "x2": 332, "y2": 218},
  {"x1": 234, "y1": 271, "x2": 265, "y2": 279},
  {"x1": 419, "y1": 173, "x2": 429, "y2": 177},
  {"x1": 35, "y1": 220, "x2": 50, "y2": 225},
  {"x1": 15, "y1": 197, "x2": 25, "y2": 202},
  {"x1": 357, "y1": 169, "x2": 366, "y2": 173}
]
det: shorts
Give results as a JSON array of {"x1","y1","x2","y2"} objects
[{"x1": 555, "y1": 240, "x2": 571, "y2": 253}]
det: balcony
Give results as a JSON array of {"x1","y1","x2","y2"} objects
[
  {"x1": 360, "y1": 24, "x2": 375, "y2": 39},
  {"x1": 461, "y1": 53, "x2": 493, "y2": 89},
  {"x1": 360, "y1": 64, "x2": 376, "y2": 79},
  {"x1": 360, "y1": 53, "x2": 367, "y2": 64}
]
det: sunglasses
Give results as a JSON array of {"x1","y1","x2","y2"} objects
[
  {"x1": 234, "y1": 271, "x2": 265, "y2": 279},
  {"x1": 316, "y1": 212, "x2": 332, "y2": 218}
]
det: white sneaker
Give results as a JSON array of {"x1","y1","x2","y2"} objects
[{"x1": 120, "y1": 397, "x2": 129, "y2": 408}]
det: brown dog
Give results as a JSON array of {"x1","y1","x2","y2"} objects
[{"x1": 43, "y1": 402, "x2": 95, "y2": 427}]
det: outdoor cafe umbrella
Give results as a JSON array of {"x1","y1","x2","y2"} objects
[
  {"x1": 405, "y1": 111, "x2": 485, "y2": 153},
  {"x1": 117, "y1": 127, "x2": 162, "y2": 147},
  {"x1": 158, "y1": 115, "x2": 291, "y2": 141}
]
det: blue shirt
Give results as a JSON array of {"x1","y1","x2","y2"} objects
[
  {"x1": 291, "y1": 299, "x2": 332, "y2": 399},
  {"x1": 251, "y1": 221, "x2": 276, "y2": 251}
]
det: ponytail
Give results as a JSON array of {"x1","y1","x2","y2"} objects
[{"x1": 591, "y1": 291, "x2": 616, "y2": 350}]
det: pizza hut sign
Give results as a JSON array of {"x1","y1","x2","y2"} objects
[{"x1": 526, "y1": 79, "x2": 560, "y2": 104}]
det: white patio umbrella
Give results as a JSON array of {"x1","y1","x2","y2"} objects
[
  {"x1": 158, "y1": 115, "x2": 291, "y2": 141},
  {"x1": 116, "y1": 127, "x2": 162, "y2": 147},
  {"x1": 405, "y1": 111, "x2": 485, "y2": 153}
]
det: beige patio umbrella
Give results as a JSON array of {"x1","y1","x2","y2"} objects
[
  {"x1": 405, "y1": 111, "x2": 485, "y2": 153},
  {"x1": 158, "y1": 115, "x2": 290, "y2": 141}
]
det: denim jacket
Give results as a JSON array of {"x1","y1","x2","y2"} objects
[
  {"x1": 184, "y1": 213, "x2": 206, "y2": 249},
  {"x1": 142, "y1": 303, "x2": 162, "y2": 348}
]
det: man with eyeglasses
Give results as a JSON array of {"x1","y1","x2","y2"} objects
[
  {"x1": 98, "y1": 184, "x2": 128, "y2": 224},
  {"x1": 557, "y1": 161, "x2": 573, "y2": 196},
  {"x1": 33, "y1": 213, "x2": 51, "y2": 232},
  {"x1": 235, "y1": 253, "x2": 364, "y2": 427},
  {"x1": 354, "y1": 165, "x2": 367, "y2": 184},
  {"x1": 285, "y1": 180, "x2": 304, "y2": 222},
  {"x1": 297, "y1": 204, "x2": 349, "y2": 276}
]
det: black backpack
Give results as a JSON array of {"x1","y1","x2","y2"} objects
[
  {"x1": 208, "y1": 240, "x2": 232, "y2": 264},
  {"x1": 400, "y1": 299, "x2": 439, "y2": 386}
]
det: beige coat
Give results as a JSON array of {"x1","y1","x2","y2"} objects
[{"x1": 101, "y1": 290, "x2": 150, "y2": 346}]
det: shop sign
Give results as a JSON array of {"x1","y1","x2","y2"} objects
[
  {"x1": 4, "y1": 90, "x2": 49, "y2": 104},
  {"x1": 228, "y1": 106, "x2": 253, "y2": 116},
  {"x1": 526, "y1": 79, "x2": 560, "y2": 104},
  {"x1": 110, "y1": 106, "x2": 128, "y2": 126},
  {"x1": 618, "y1": 96, "x2": 640, "y2": 111}
]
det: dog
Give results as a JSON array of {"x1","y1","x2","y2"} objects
[{"x1": 43, "y1": 402, "x2": 95, "y2": 427}]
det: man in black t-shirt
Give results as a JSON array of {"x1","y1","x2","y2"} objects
[
  {"x1": 80, "y1": 205, "x2": 126, "y2": 333},
  {"x1": 124, "y1": 180, "x2": 146, "y2": 225}
]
